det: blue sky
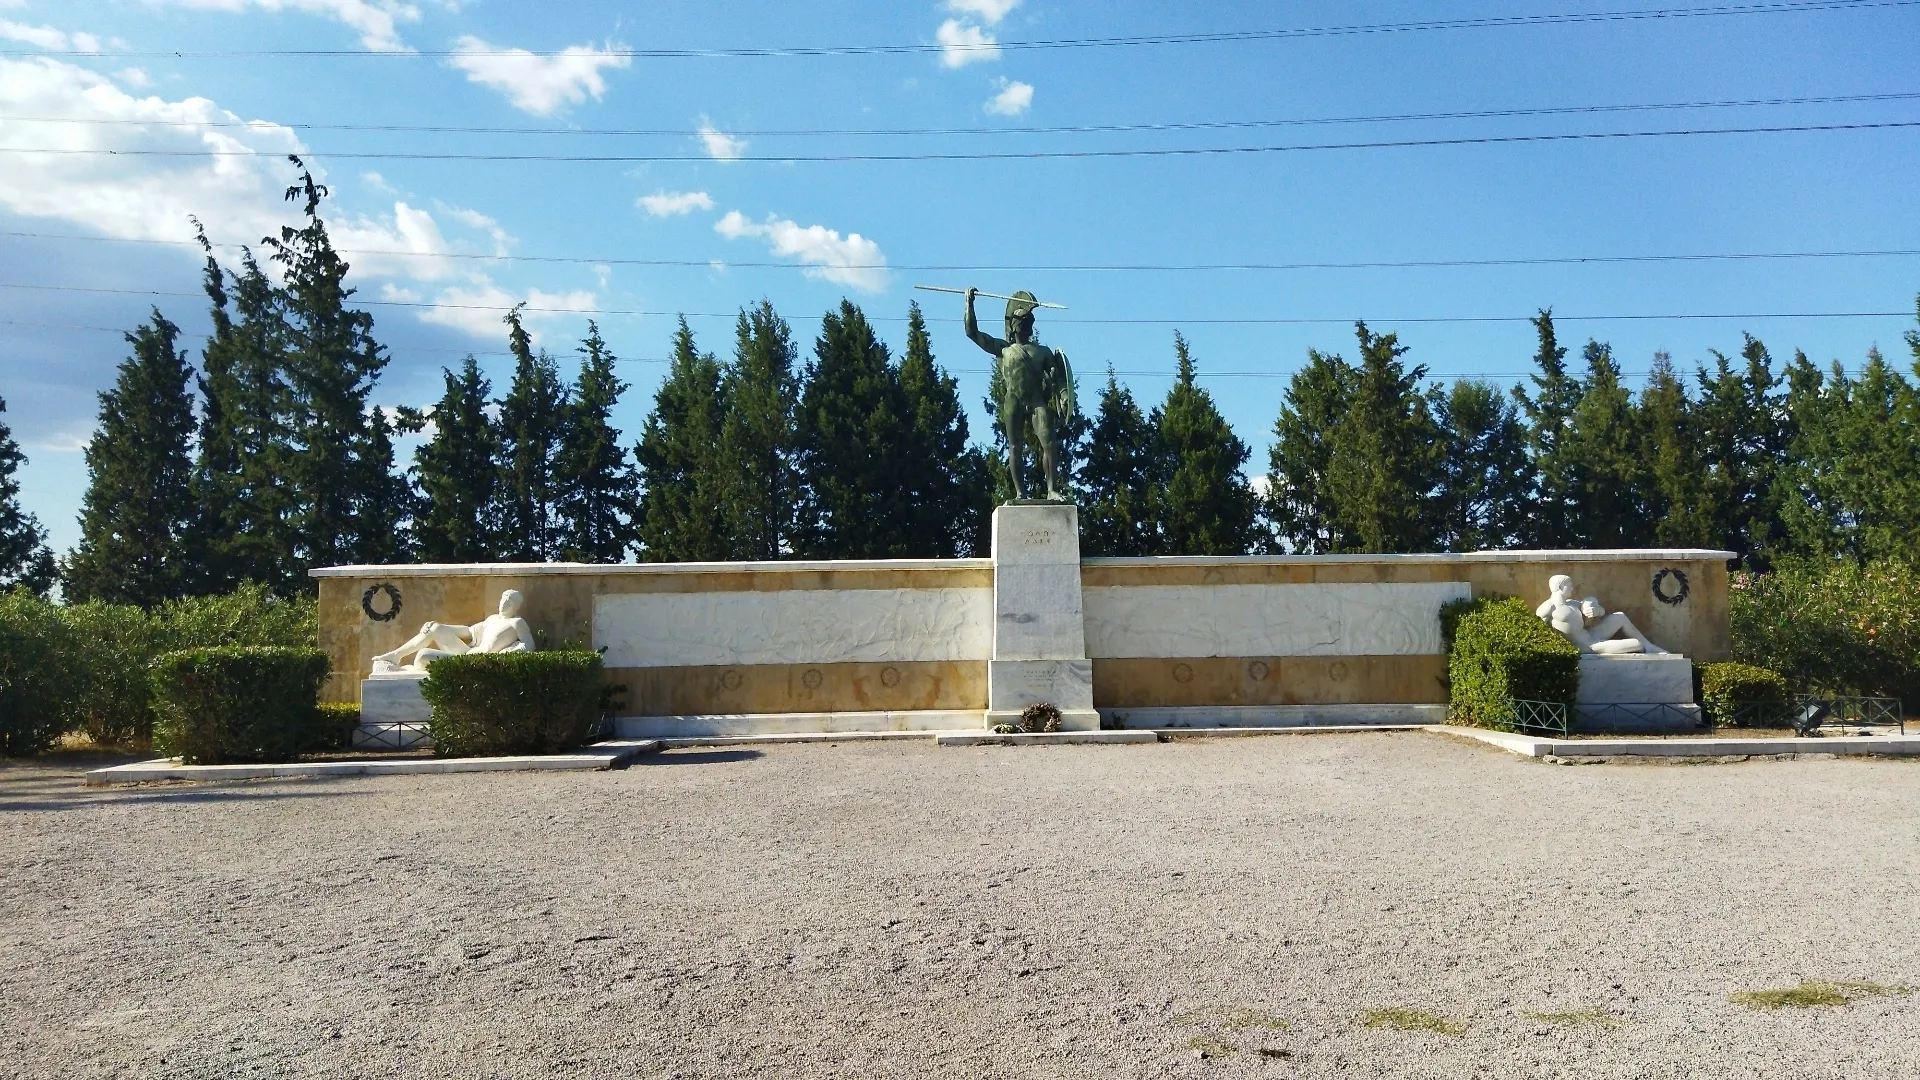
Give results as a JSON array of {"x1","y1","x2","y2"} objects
[{"x1": 3, "y1": 0, "x2": 1918, "y2": 557}]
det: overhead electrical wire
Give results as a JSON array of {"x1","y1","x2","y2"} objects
[
  {"x1": 7, "y1": 119, "x2": 1915, "y2": 162},
  {"x1": 5, "y1": 90, "x2": 1916, "y2": 138},
  {"x1": 6, "y1": 0, "x2": 1912, "y2": 59},
  {"x1": 0, "y1": 281, "x2": 1907, "y2": 327},
  {"x1": 8, "y1": 230, "x2": 1916, "y2": 274}
]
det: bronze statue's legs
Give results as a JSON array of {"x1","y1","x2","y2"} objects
[
  {"x1": 1031, "y1": 407, "x2": 1060, "y2": 500},
  {"x1": 1004, "y1": 401, "x2": 1028, "y2": 500}
]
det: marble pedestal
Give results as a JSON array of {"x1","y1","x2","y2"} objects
[
  {"x1": 357, "y1": 671, "x2": 434, "y2": 749},
  {"x1": 986, "y1": 503, "x2": 1098, "y2": 731},
  {"x1": 1573, "y1": 653, "x2": 1702, "y2": 733}
]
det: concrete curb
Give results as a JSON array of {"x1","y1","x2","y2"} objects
[
  {"x1": 935, "y1": 730, "x2": 1159, "y2": 747},
  {"x1": 83, "y1": 740, "x2": 662, "y2": 787},
  {"x1": 659, "y1": 730, "x2": 941, "y2": 749},
  {"x1": 1428, "y1": 725, "x2": 1920, "y2": 759},
  {"x1": 1155, "y1": 724, "x2": 1432, "y2": 739}
]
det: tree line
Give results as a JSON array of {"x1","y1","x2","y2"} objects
[{"x1": 2, "y1": 167, "x2": 1918, "y2": 603}]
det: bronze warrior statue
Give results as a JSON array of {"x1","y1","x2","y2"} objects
[{"x1": 963, "y1": 287, "x2": 1077, "y2": 501}]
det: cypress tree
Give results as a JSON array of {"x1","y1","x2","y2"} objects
[
  {"x1": 554, "y1": 321, "x2": 640, "y2": 563},
  {"x1": 1800, "y1": 348, "x2": 1920, "y2": 563},
  {"x1": 1076, "y1": 368, "x2": 1160, "y2": 556},
  {"x1": 1267, "y1": 349, "x2": 1358, "y2": 554},
  {"x1": 1514, "y1": 309, "x2": 1583, "y2": 548},
  {"x1": 265, "y1": 160, "x2": 397, "y2": 573},
  {"x1": 1153, "y1": 332, "x2": 1255, "y2": 556},
  {"x1": 1563, "y1": 340, "x2": 1646, "y2": 547},
  {"x1": 1431, "y1": 379, "x2": 1530, "y2": 551},
  {"x1": 1323, "y1": 323, "x2": 1443, "y2": 553},
  {"x1": 1772, "y1": 351, "x2": 1842, "y2": 559},
  {"x1": 1694, "y1": 335, "x2": 1784, "y2": 564},
  {"x1": 356, "y1": 405, "x2": 412, "y2": 565},
  {"x1": 1639, "y1": 352, "x2": 1713, "y2": 546},
  {"x1": 795, "y1": 301, "x2": 916, "y2": 558},
  {"x1": 496, "y1": 306, "x2": 568, "y2": 562},
  {"x1": 713, "y1": 301, "x2": 799, "y2": 560},
  {"x1": 636, "y1": 318, "x2": 730, "y2": 561},
  {"x1": 192, "y1": 236, "x2": 297, "y2": 592},
  {"x1": 0, "y1": 396, "x2": 56, "y2": 595},
  {"x1": 411, "y1": 356, "x2": 500, "y2": 563},
  {"x1": 897, "y1": 301, "x2": 989, "y2": 557},
  {"x1": 64, "y1": 310, "x2": 199, "y2": 605}
]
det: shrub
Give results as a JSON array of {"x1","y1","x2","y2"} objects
[
  {"x1": 1732, "y1": 560, "x2": 1920, "y2": 709},
  {"x1": 306, "y1": 702, "x2": 361, "y2": 754},
  {"x1": 0, "y1": 589, "x2": 78, "y2": 756},
  {"x1": 58, "y1": 601, "x2": 162, "y2": 745},
  {"x1": 155, "y1": 584, "x2": 317, "y2": 653},
  {"x1": 419, "y1": 651, "x2": 604, "y2": 758},
  {"x1": 1447, "y1": 596, "x2": 1579, "y2": 730},
  {"x1": 1699, "y1": 661, "x2": 1790, "y2": 727},
  {"x1": 150, "y1": 646, "x2": 330, "y2": 765}
]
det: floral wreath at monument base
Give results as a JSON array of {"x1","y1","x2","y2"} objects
[{"x1": 362, "y1": 582, "x2": 403, "y2": 622}]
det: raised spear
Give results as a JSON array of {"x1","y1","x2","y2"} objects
[{"x1": 913, "y1": 284, "x2": 1068, "y2": 310}]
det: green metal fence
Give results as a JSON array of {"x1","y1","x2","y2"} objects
[{"x1": 1717, "y1": 696, "x2": 1904, "y2": 736}]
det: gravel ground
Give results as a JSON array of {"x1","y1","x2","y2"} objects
[{"x1": 4, "y1": 733, "x2": 1918, "y2": 1079}]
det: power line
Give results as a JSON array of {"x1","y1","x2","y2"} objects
[
  {"x1": 8, "y1": 119, "x2": 1914, "y2": 162},
  {"x1": 7, "y1": 90, "x2": 1917, "y2": 138},
  {"x1": 6, "y1": 0, "x2": 1911, "y2": 59},
  {"x1": 7, "y1": 229, "x2": 1917, "y2": 274},
  {"x1": 0, "y1": 321, "x2": 1876, "y2": 383},
  {"x1": 1, "y1": 282, "x2": 1907, "y2": 326}
]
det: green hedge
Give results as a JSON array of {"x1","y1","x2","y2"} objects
[
  {"x1": 0, "y1": 589, "x2": 77, "y2": 756},
  {"x1": 151, "y1": 646, "x2": 330, "y2": 765},
  {"x1": 307, "y1": 702, "x2": 362, "y2": 754},
  {"x1": 1732, "y1": 559, "x2": 1920, "y2": 709},
  {"x1": 1447, "y1": 596, "x2": 1580, "y2": 731},
  {"x1": 0, "y1": 585, "x2": 318, "y2": 751},
  {"x1": 419, "y1": 651, "x2": 604, "y2": 758},
  {"x1": 1699, "y1": 661, "x2": 1790, "y2": 728}
]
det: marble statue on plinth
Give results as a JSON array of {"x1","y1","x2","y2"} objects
[
  {"x1": 1537, "y1": 575, "x2": 1668, "y2": 655},
  {"x1": 961, "y1": 287, "x2": 1077, "y2": 503},
  {"x1": 371, "y1": 588, "x2": 534, "y2": 674}
]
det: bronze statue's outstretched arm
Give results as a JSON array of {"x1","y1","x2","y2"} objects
[{"x1": 963, "y1": 287, "x2": 1007, "y2": 357}]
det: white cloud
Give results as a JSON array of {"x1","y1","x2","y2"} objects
[
  {"x1": 150, "y1": 0, "x2": 421, "y2": 53},
  {"x1": 0, "y1": 20, "x2": 100, "y2": 51},
  {"x1": 446, "y1": 35, "x2": 630, "y2": 115},
  {"x1": 984, "y1": 77, "x2": 1032, "y2": 116},
  {"x1": 714, "y1": 210, "x2": 889, "y2": 293},
  {"x1": 361, "y1": 169, "x2": 393, "y2": 192},
  {"x1": 696, "y1": 119, "x2": 746, "y2": 161},
  {"x1": 115, "y1": 67, "x2": 152, "y2": 87},
  {"x1": 945, "y1": 0, "x2": 1020, "y2": 24},
  {"x1": 0, "y1": 55, "x2": 513, "y2": 287},
  {"x1": 416, "y1": 282, "x2": 598, "y2": 341},
  {"x1": 637, "y1": 190, "x2": 714, "y2": 217},
  {"x1": 935, "y1": 18, "x2": 997, "y2": 67}
]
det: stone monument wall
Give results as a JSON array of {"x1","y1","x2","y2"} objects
[{"x1": 314, "y1": 548, "x2": 1730, "y2": 730}]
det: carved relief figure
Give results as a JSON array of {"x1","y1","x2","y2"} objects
[
  {"x1": 371, "y1": 588, "x2": 534, "y2": 673},
  {"x1": 1536, "y1": 575, "x2": 1669, "y2": 655}
]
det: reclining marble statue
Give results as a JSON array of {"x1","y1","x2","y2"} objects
[
  {"x1": 961, "y1": 287, "x2": 1077, "y2": 502},
  {"x1": 371, "y1": 588, "x2": 534, "y2": 674},
  {"x1": 1536, "y1": 574, "x2": 1669, "y2": 655}
]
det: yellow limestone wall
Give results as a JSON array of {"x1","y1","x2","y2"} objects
[{"x1": 314, "y1": 551, "x2": 1731, "y2": 715}]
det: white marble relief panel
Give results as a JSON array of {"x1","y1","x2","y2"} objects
[
  {"x1": 595, "y1": 588, "x2": 994, "y2": 668},
  {"x1": 1082, "y1": 582, "x2": 1472, "y2": 658}
]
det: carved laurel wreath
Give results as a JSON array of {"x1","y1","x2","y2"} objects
[
  {"x1": 361, "y1": 582, "x2": 403, "y2": 622},
  {"x1": 1651, "y1": 568, "x2": 1690, "y2": 606}
]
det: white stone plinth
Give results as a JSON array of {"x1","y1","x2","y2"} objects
[
  {"x1": 361, "y1": 672, "x2": 431, "y2": 725},
  {"x1": 991, "y1": 503, "x2": 1086, "y2": 660},
  {"x1": 987, "y1": 504, "x2": 1096, "y2": 730},
  {"x1": 1576, "y1": 654, "x2": 1694, "y2": 705},
  {"x1": 986, "y1": 659, "x2": 1097, "y2": 731},
  {"x1": 1574, "y1": 653, "x2": 1699, "y2": 733}
]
